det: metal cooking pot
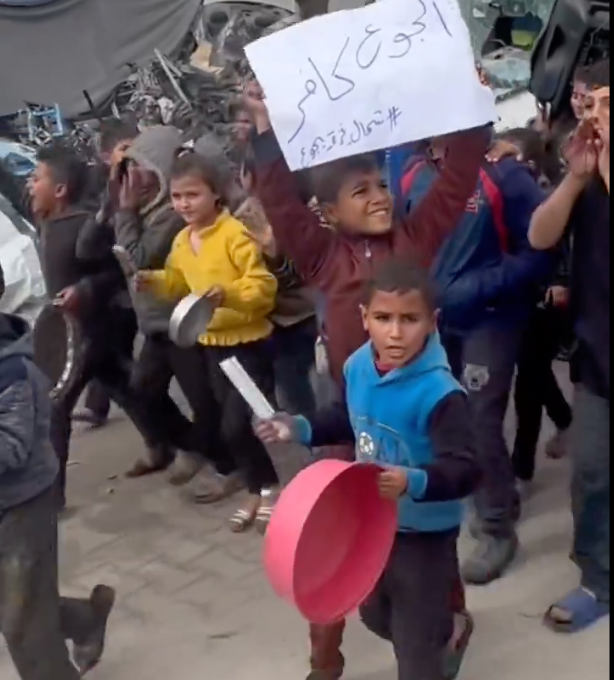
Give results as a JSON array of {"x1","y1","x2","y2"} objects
[
  {"x1": 32, "y1": 303, "x2": 86, "y2": 403},
  {"x1": 169, "y1": 294, "x2": 214, "y2": 348}
]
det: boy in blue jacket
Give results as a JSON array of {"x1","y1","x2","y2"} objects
[
  {"x1": 0, "y1": 263, "x2": 115, "y2": 680},
  {"x1": 256, "y1": 259, "x2": 480, "y2": 680},
  {"x1": 401, "y1": 137, "x2": 551, "y2": 586}
]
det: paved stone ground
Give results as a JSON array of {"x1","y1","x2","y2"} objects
[{"x1": 0, "y1": 369, "x2": 610, "y2": 680}]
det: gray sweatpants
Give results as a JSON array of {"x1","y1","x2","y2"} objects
[
  {"x1": 443, "y1": 325, "x2": 524, "y2": 537},
  {"x1": 571, "y1": 386, "x2": 610, "y2": 603},
  {"x1": 0, "y1": 486, "x2": 97, "y2": 680}
]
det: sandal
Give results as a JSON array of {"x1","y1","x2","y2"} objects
[
  {"x1": 544, "y1": 587, "x2": 610, "y2": 634},
  {"x1": 443, "y1": 611, "x2": 475, "y2": 680},
  {"x1": 228, "y1": 496, "x2": 261, "y2": 534},
  {"x1": 255, "y1": 488, "x2": 279, "y2": 536}
]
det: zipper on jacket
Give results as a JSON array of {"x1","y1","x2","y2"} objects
[{"x1": 364, "y1": 241, "x2": 375, "y2": 277}]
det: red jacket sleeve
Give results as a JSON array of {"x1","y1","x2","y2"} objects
[
  {"x1": 399, "y1": 125, "x2": 492, "y2": 267},
  {"x1": 253, "y1": 130, "x2": 339, "y2": 286}
]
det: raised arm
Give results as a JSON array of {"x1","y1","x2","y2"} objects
[
  {"x1": 530, "y1": 123, "x2": 599, "y2": 250},
  {"x1": 529, "y1": 174, "x2": 586, "y2": 250},
  {"x1": 252, "y1": 130, "x2": 338, "y2": 285},
  {"x1": 246, "y1": 85, "x2": 339, "y2": 285},
  {"x1": 401, "y1": 125, "x2": 491, "y2": 267}
]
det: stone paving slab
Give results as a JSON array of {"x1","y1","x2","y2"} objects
[{"x1": 1, "y1": 374, "x2": 610, "y2": 680}]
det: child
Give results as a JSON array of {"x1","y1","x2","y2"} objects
[
  {"x1": 0, "y1": 261, "x2": 116, "y2": 680},
  {"x1": 29, "y1": 145, "x2": 158, "y2": 508},
  {"x1": 237, "y1": 153, "x2": 317, "y2": 418},
  {"x1": 137, "y1": 151, "x2": 280, "y2": 533},
  {"x1": 111, "y1": 126, "x2": 211, "y2": 482},
  {"x1": 256, "y1": 259, "x2": 480, "y2": 680},
  {"x1": 74, "y1": 117, "x2": 140, "y2": 428},
  {"x1": 402, "y1": 131, "x2": 551, "y2": 586},
  {"x1": 529, "y1": 59, "x2": 610, "y2": 634},
  {"x1": 244, "y1": 84, "x2": 489, "y2": 679}
]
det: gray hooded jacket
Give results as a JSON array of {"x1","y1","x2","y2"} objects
[
  {"x1": 0, "y1": 314, "x2": 58, "y2": 513},
  {"x1": 114, "y1": 126, "x2": 186, "y2": 335}
]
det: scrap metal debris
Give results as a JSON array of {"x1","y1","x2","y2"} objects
[{"x1": 0, "y1": 2, "x2": 295, "y2": 161}]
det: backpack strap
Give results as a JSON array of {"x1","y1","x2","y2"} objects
[
  {"x1": 401, "y1": 159, "x2": 510, "y2": 254},
  {"x1": 479, "y1": 166, "x2": 509, "y2": 253},
  {"x1": 400, "y1": 158, "x2": 428, "y2": 198}
]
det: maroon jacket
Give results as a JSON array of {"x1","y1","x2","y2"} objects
[{"x1": 253, "y1": 127, "x2": 490, "y2": 385}]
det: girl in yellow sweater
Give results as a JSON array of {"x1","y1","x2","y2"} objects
[{"x1": 137, "y1": 151, "x2": 279, "y2": 533}]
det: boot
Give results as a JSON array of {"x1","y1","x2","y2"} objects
[
  {"x1": 73, "y1": 585, "x2": 116, "y2": 676},
  {"x1": 461, "y1": 533, "x2": 519, "y2": 586}
]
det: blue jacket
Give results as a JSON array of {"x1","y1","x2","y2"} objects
[
  {"x1": 343, "y1": 335, "x2": 465, "y2": 533},
  {"x1": 402, "y1": 157, "x2": 552, "y2": 333},
  {"x1": 0, "y1": 314, "x2": 59, "y2": 513}
]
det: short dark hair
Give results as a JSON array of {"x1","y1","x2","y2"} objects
[
  {"x1": 170, "y1": 152, "x2": 227, "y2": 204},
  {"x1": 365, "y1": 258, "x2": 437, "y2": 312},
  {"x1": 99, "y1": 117, "x2": 139, "y2": 154},
  {"x1": 497, "y1": 127, "x2": 552, "y2": 180},
  {"x1": 310, "y1": 153, "x2": 380, "y2": 204},
  {"x1": 576, "y1": 59, "x2": 610, "y2": 90},
  {"x1": 37, "y1": 144, "x2": 88, "y2": 206}
]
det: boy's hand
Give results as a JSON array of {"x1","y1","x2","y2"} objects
[
  {"x1": 546, "y1": 285, "x2": 569, "y2": 308},
  {"x1": 486, "y1": 139, "x2": 522, "y2": 164},
  {"x1": 242, "y1": 81, "x2": 271, "y2": 133},
  {"x1": 119, "y1": 165, "x2": 143, "y2": 211},
  {"x1": 598, "y1": 136, "x2": 610, "y2": 191},
  {"x1": 54, "y1": 286, "x2": 80, "y2": 313},
  {"x1": 254, "y1": 413, "x2": 296, "y2": 444},
  {"x1": 377, "y1": 467, "x2": 408, "y2": 501},
  {"x1": 247, "y1": 224, "x2": 276, "y2": 257},
  {"x1": 563, "y1": 120, "x2": 599, "y2": 181},
  {"x1": 133, "y1": 271, "x2": 155, "y2": 293},
  {"x1": 203, "y1": 285, "x2": 225, "y2": 309}
]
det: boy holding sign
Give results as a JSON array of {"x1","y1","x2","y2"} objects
[{"x1": 244, "y1": 83, "x2": 489, "y2": 678}]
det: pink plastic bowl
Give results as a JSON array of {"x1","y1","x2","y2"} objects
[{"x1": 263, "y1": 460, "x2": 397, "y2": 625}]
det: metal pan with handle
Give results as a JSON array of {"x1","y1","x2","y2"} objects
[
  {"x1": 168, "y1": 293, "x2": 214, "y2": 348},
  {"x1": 32, "y1": 302, "x2": 87, "y2": 403}
]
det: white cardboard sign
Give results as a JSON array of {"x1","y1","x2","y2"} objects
[{"x1": 245, "y1": 0, "x2": 497, "y2": 171}]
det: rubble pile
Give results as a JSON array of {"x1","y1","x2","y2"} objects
[{"x1": 0, "y1": 2, "x2": 296, "y2": 160}]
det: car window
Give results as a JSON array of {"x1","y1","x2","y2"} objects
[{"x1": 460, "y1": 0, "x2": 558, "y2": 100}]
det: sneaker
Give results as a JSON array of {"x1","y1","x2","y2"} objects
[
  {"x1": 461, "y1": 534, "x2": 519, "y2": 586},
  {"x1": 73, "y1": 585, "x2": 116, "y2": 676},
  {"x1": 545, "y1": 429, "x2": 569, "y2": 460}
]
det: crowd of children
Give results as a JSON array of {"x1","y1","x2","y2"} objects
[{"x1": 0, "y1": 56, "x2": 610, "y2": 680}]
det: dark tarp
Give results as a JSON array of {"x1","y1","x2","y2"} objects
[{"x1": 0, "y1": 0, "x2": 203, "y2": 117}]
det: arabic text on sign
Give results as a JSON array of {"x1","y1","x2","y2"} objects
[{"x1": 245, "y1": 0, "x2": 497, "y2": 171}]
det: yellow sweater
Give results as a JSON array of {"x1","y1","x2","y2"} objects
[{"x1": 148, "y1": 211, "x2": 277, "y2": 346}]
